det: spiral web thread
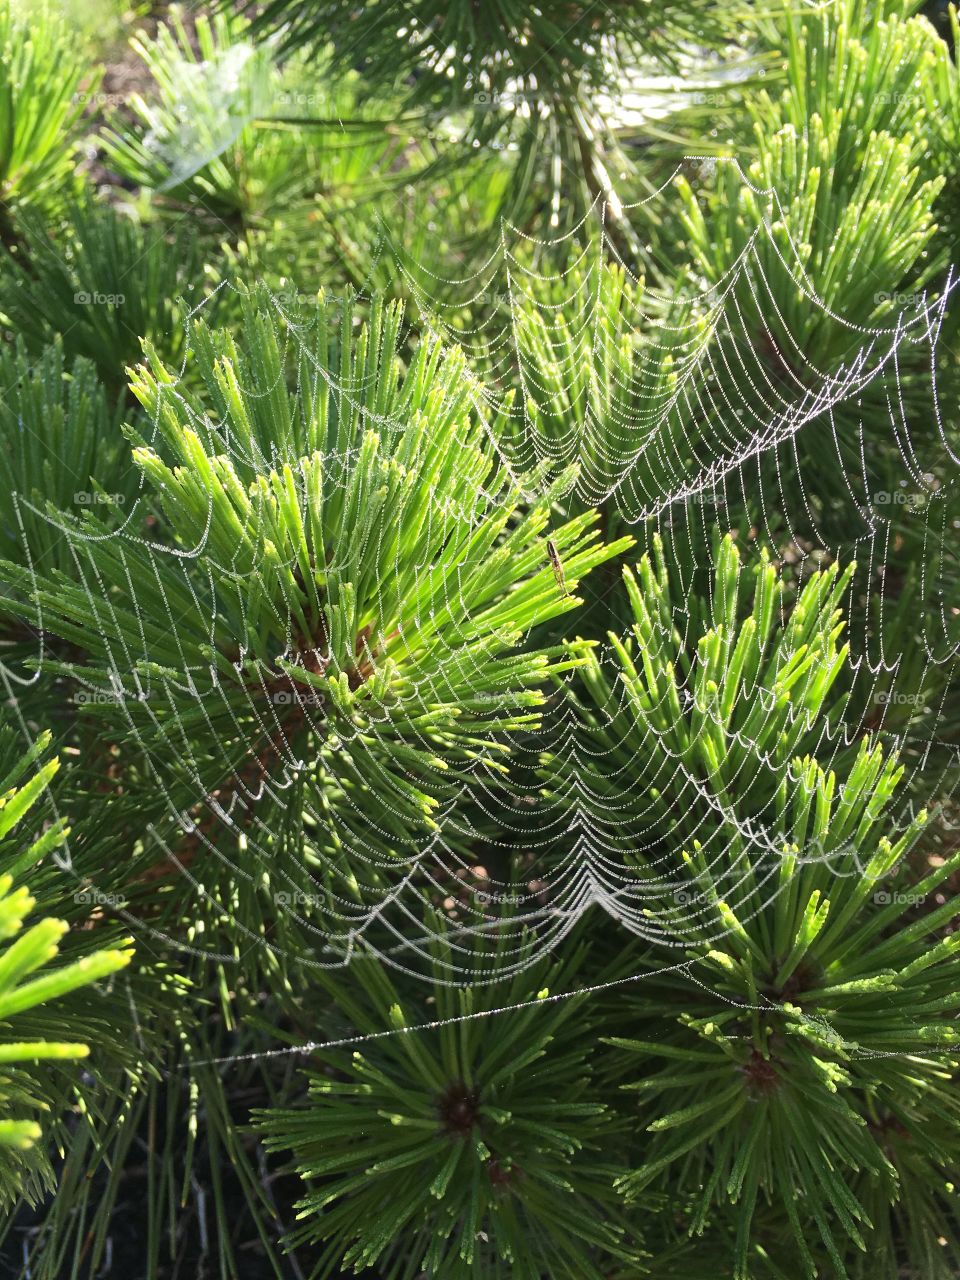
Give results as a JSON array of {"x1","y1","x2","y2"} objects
[{"x1": 2, "y1": 169, "x2": 959, "y2": 1067}]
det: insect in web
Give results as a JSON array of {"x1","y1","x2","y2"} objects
[{"x1": 546, "y1": 539, "x2": 572, "y2": 597}]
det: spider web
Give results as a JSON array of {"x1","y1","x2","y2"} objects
[{"x1": 2, "y1": 170, "x2": 958, "y2": 1041}]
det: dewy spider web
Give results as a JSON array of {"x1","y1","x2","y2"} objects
[
  {"x1": 397, "y1": 167, "x2": 956, "y2": 517},
  {"x1": 2, "y1": 168, "x2": 959, "y2": 1012}
]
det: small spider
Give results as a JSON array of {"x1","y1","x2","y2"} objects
[{"x1": 546, "y1": 539, "x2": 572, "y2": 597}]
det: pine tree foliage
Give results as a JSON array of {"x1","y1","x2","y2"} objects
[
  {"x1": 0, "y1": 340, "x2": 126, "y2": 580},
  {"x1": 0, "y1": 730, "x2": 132, "y2": 1208},
  {"x1": 229, "y1": 0, "x2": 754, "y2": 239},
  {"x1": 0, "y1": 288, "x2": 632, "y2": 928},
  {"x1": 555, "y1": 534, "x2": 960, "y2": 1276},
  {"x1": 925, "y1": 4, "x2": 960, "y2": 246},
  {"x1": 238, "y1": 0, "x2": 734, "y2": 77},
  {"x1": 101, "y1": 9, "x2": 399, "y2": 226},
  {"x1": 499, "y1": 249, "x2": 704, "y2": 514},
  {"x1": 0, "y1": 201, "x2": 206, "y2": 387},
  {"x1": 97, "y1": 2, "x2": 525, "y2": 295},
  {"x1": 675, "y1": 0, "x2": 951, "y2": 522},
  {"x1": 609, "y1": 819, "x2": 960, "y2": 1278},
  {"x1": 551, "y1": 534, "x2": 861, "y2": 853},
  {"x1": 0, "y1": 0, "x2": 89, "y2": 221},
  {"x1": 256, "y1": 931, "x2": 630, "y2": 1279},
  {"x1": 0, "y1": 0, "x2": 958, "y2": 1275}
]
